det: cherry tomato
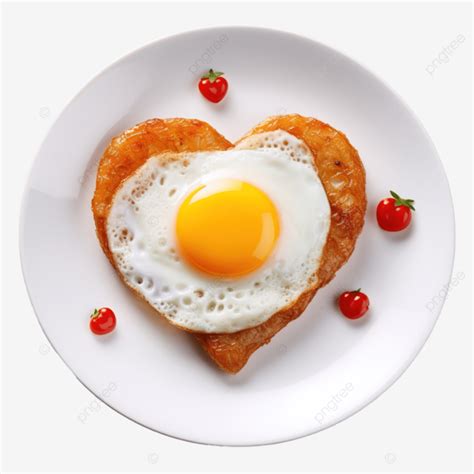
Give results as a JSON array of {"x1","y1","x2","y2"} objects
[
  {"x1": 198, "y1": 69, "x2": 228, "y2": 103},
  {"x1": 376, "y1": 190, "x2": 415, "y2": 232},
  {"x1": 338, "y1": 289, "x2": 369, "y2": 319},
  {"x1": 90, "y1": 307, "x2": 116, "y2": 335}
]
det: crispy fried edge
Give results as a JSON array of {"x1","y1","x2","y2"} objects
[{"x1": 92, "y1": 118, "x2": 232, "y2": 263}]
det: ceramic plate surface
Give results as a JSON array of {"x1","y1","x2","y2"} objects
[{"x1": 20, "y1": 27, "x2": 454, "y2": 446}]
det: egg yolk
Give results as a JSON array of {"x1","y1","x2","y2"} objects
[{"x1": 176, "y1": 179, "x2": 280, "y2": 278}]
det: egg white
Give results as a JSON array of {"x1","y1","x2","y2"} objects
[{"x1": 106, "y1": 130, "x2": 331, "y2": 333}]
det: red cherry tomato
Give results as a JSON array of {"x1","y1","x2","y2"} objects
[
  {"x1": 198, "y1": 69, "x2": 228, "y2": 103},
  {"x1": 90, "y1": 307, "x2": 116, "y2": 335},
  {"x1": 338, "y1": 289, "x2": 369, "y2": 319},
  {"x1": 377, "y1": 190, "x2": 415, "y2": 232}
]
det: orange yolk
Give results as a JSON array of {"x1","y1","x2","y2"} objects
[{"x1": 176, "y1": 179, "x2": 280, "y2": 278}]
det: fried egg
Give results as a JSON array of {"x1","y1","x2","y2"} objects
[{"x1": 106, "y1": 130, "x2": 331, "y2": 333}]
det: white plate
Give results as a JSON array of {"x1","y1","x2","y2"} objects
[{"x1": 20, "y1": 27, "x2": 454, "y2": 446}]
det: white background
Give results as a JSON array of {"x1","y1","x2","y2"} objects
[{"x1": 1, "y1": 1, "x2": 472, "y2": 472}]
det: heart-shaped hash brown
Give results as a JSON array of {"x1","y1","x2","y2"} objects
[{"x1": 92, "y1": 115, "x2": 366, "y2": 373}]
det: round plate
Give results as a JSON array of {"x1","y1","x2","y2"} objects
[{"x1": 20, "y1": 27, "x2": 454, "y2": 446}]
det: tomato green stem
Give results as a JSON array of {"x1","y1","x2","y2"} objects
[
  {"x1": 201, "y1": 68, "x2": 224, "y2": 83},
  {"x1": 390, "y1": 190, "x2": 415, "y2": 211}
]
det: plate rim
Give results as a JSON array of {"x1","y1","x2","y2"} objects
[{"x1": 19, "y1": 25, "x2": 456, "y2": 447}]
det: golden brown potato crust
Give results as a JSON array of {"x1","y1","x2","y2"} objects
[{"x1": 92, "y1": 115, "x2": 366, "y2": 374}]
